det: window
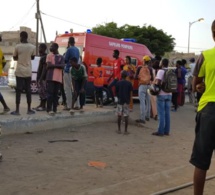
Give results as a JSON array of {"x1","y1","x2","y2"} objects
[{"x1": 131, "y1": 58, "x2": 137, "y2": 66}]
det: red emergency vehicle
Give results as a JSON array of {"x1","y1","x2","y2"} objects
[{"x1": 54, "y1": 32, "x2": 153, "y2": 104}]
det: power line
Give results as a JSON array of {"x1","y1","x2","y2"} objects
[
  {"x1": 9, "y1": 2, "x2": 36, "y2": 30},
  {"x1": 40, "y1": 11, "x2": 90, "y2": 28},
  {"x1": 175, "y1": 45, "x2": 207, "y2": 50}
]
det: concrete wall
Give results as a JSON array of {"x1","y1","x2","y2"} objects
[{"x1": 0, "y1": 26, "x2": 36, "y2": 55}]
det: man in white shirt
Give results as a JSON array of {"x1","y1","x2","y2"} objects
[{"x1": 188, "y1": 58, "x2": 196, "y2": 104}]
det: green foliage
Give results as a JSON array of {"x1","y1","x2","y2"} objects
[{"x1": 92, "y1": 22, "x2": 175, "y2": 56}]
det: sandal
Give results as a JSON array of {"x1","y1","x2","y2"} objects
[
  {"x1": 116, "y1": 130, "x2": 121, "y2": 134},
  {"x1": 36, "y1": 107, "x2": 46, "y2": 111},
  {"x1": 152, "y1": 132, "x2": 163, "y2": 136},
  {"x1": 3, "y1": 108, "x2": 10, "y2": 113},
  {"x1": 27, "y1": 110, "x2": 36, "y2": 115},
  {"x1": 10, "y1": 111, "x2": 20, "y2": 116}
]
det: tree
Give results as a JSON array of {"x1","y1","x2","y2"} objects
[{"x1": 92, "y1": 22, "x2": 175, "y2": 56}]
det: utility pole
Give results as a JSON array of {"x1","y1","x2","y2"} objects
[
  {"x1": 36, "y1": 0, "x2": 39, "y2": 55},
  {"x1": 35, "y1": 0, "x2": 48, "y2": 55}
]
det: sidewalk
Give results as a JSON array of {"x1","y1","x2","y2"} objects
[{"x1": 0, "y1": 104, "x2": 115, "y2": 135}]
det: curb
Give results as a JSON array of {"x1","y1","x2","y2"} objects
[{"x1": 0, "y1": 109, "x2": 115, "y2": 136}]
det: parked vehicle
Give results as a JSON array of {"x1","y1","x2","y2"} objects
[
  {"x1": 55, "y1": 32, "x2": 153, "y2": 104},
  {"x1": 8, "y1": 56, "x2": 40, "y2": 94}
]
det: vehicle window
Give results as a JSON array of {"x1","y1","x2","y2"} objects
[
  {"x1": 131, "y1": 58, "x2": 137, "y2": 66},
  {"x1": 58, "y1": 47, "x2": 67, "y2": 55}
]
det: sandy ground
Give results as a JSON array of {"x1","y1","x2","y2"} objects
[{"x1": 1, "y1": 103, "x2": 215, "y2": 195}]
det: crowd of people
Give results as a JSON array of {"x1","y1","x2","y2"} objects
[
  {"x1": 1, "y1": 20, "x2": 215, "y2": 195},
  {"x1": 0, "y1": 31, "x2": 200, "y2": 135}
]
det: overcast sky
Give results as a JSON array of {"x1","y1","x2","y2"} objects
[{"x1": 1, "y1": 0, "x2": 214, "y2": 54}]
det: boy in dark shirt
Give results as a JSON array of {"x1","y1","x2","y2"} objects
[{"x1": 115, "y1": 70, "x2": 133, "y2": 134}]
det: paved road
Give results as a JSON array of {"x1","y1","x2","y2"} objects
[{"x1": 1, "y1": 87, "x2": 215, "y2": 194}]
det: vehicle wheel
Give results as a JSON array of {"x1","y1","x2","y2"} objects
[
  {"x1": 102, "y1": 87, "x2": 111, "y2": 105},
  {"x1": 31, "y1": 81, "x2": 38, "y2": 94}
]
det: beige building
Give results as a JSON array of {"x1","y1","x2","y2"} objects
[
  {"x1": 0, "y1": 26, "x2": 36, "y2": 56},
  {"x1": 0, "y1": 26, "x2": 37, "y2": 74}
]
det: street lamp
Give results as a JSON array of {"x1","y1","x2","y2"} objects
[{"x1": 188, "y1": 18, "x2": 204, "y2": 53}]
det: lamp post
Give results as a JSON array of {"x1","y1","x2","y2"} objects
[{"x1": 188, "y1": 18, "x2": 204, "y2": 53}]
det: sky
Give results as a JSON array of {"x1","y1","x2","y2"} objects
[{"x1": 1, "y1": 0, "x2": 215, "y2": 54}]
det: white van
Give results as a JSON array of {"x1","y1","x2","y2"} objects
[{"x1": 8, "y1": 56, "x2": 40, "y2": 93}]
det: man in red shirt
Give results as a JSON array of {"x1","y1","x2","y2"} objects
[{"x1": 108, "y1": 49, "x2": 124, "y2": 106}]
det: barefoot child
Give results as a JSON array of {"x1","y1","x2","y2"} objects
[{"x1": 116, "y1": 70, "x2": 133, "y2": 134}]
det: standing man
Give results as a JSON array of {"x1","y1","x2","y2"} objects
[
  {"x1": 35, "y1": 43, "x2": 47, "y2": 111},
  {"x1": 123, "y1": 55, "x2": 136, "y2": 111},
  {"x1": 108, "y1": 49, "x2": 124, "y2": 107},
  {"x1": 179, "y1": 59, "x2": 187, "y2": 106},
  {"x1": 190, "y1": 20, "x2": 215, "y2": 195},
  {"x1": 46, "y1": 43, "x2": 65, "y2": 116},
  {"x1": 11, "y1": 31, "x2": 36, "y2": 115},
  {"x1": 187, "y1": 57, "x2": 196, "y2": 105},
  {"x1": 135, "y1": 55, "x2": 153, "y2": 124},
  {"x1": 63, "y1": 37, "x2": 80, "y2": 110},
  {"x1": 152, "y1": 58, "x2": 172, "y2": 136},
  {"x1": 172, "y1": 60, "x2": 182, "y2": 112},
  {"x1": 70, "y1": 57, "x2": 88, "y2": 110}
]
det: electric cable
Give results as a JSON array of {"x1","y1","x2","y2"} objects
[
  {"x1": 40, "y1": 11, "x2": 90, "y2": 28},
  {"x1": 9, "y1": 2, "x2": 36, "y2": 30}
]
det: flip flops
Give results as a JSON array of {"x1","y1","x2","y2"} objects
[
  {"x1": 10, "y1": 111, "x2": 20, "y2": 116},
  {"x1": 27, "y1": 110, "x2": 36, "y2": 115}
]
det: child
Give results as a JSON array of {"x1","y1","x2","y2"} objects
[
  {"x1": 46, "y1": 43, "x2": 65, "y2": 116},
  {"x1": 93, "y1": 57, "x2": 105, "y2": 107},
  {"x1": 115, "y1": 70, "x2": 133, "y2": 134}
]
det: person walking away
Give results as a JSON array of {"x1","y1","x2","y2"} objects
[
  {"x1": 123, "y1": 55, "x2": 136, "y2": 111},
  {"x1": 46, "y1": 43, "x2": 65, "y2": 116},
  {"x1": 35, "y1": 43, "x2": 47, "y2": 111},
  {"x1": 63, "y1": 37, "x2": 80, "y2": 110},
  {"x1": 107, "y1": 49, "x2": 124, "y2": 107},
  {"x1": 0, "y1": 36, "x2": 10, "y2": 114},
  {"x1": 115, "y1": 70, "x2": 133, "y2": 134},
  {"x1": 70, "y1": 57, "x2": 88, "y2": 110},
  {"x1": 152, "y1": 58, "x2": 172, "y2": 136},
  {"x1": 93, "y1": 57, "x2": 105, "y2": 107},
  {"x1": 11, "y1": 31, "x2": 36, "y2": 115},
  {"x1": 135, "y1": 55, "x2": 153, "y2": 124},
  {"x1": 189, "y1": 20, "x2": 215, "y2": 195}
]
